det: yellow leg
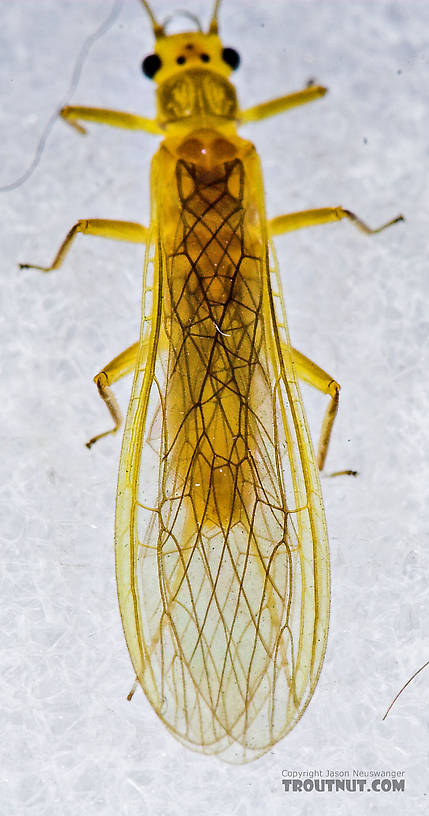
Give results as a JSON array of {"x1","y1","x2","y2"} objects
[
  {"x1": 289, "y1": 346, "x2": 342, "y2": 472},
  {"x1": 87, "y1": 330, "x2": 169, "y2": 448},
  {"x1": 19, "y1": 219, "x2": 148, "y2": 272},
  {"x1": 86, "y1": 341, "x2": 140, "y2": 449},
  {"x1": 60, "y1": 105, "x2": 162, "y2": 135},
  {"x1": 269, "y1": 207, "x2": 404, "y2": 237},
  {"x1": 240, "y1": 85, "x2": 327, "y2": 124}
]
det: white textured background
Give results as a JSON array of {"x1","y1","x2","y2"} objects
[{"x1": 1, "y1": 0, "x2": 429, "y2": 813}]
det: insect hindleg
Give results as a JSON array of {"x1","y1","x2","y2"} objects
[
  {"x1": 269, "y1": 207, "x2": 404, "y2": 237},
  {"x1": 19, "y1": 219, "x2": 147, "y2": 272},
  {"x1": 289, "y1": 347, "x2": 340, "y2": 471},
  {"x1": 87, "y1": 330, "x2": 167, "y2": 448},
  {"x1": 86, "y1": 342, "x2": 141, "y2": 449}
]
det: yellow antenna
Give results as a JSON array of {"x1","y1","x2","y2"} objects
[
  {"x1": 208, "y1": 0, "x2": 222, "y2": 34},
  {"x1": 139, "y1": 0, "x2": 165, "y2": 38}
]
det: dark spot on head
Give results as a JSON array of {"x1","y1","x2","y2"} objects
[
  {"x1": 177, "y1": 55, "x2": 186, "y2": 65},
  {"x1": 200, "y1": 53, "x2": 210, "y2": 63}
]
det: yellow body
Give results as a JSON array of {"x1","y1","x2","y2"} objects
[
  {"x1": 22, "y1": 0, "x2": 401, "y2": 765},
  {"x1": 116, "y1": 15, "x2": 329, "y2": 763}
]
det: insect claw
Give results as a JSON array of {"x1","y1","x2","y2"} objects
[
  {"x1": 327, "y1": 469, "x2": 359, "y2": 478},
  {"x1": 18, "y1": 262, "x2": 51, "y2": 273},
  {"x1": 127, "y1": 678, "x2": 138, "y2": 701},
  {"x1": 69, "y1": 121, "x2": 87, "y2": 136}
]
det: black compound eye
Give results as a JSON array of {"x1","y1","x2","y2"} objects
[
  {"x1": 142, "y1": 53, "x2": 162, "y2": 79},
  {"x1": 222, "y1": 47, "x2": 240, "y2": 70}
]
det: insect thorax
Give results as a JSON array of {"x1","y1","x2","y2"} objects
[{"x1": 156, "y1": 68, "x2": 238, "y2": 128}]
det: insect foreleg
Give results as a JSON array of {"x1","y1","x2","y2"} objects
[
  {"x1": 289, "y1": 346, "x2": 340, "y2": 471},
  {"x1": 60, "y1": 106, "x2": 162, "y2": 136},
  {"x1": 240, "y1": 85, "x2": 327, "y2": 123},
  {"x1": 269, "y1": 207, "x2": 404, "y2": 236},
  {"x1": 19, "y1": 220, "x2": 147, "y2": 272}
]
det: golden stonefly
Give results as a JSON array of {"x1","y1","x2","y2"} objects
[{"x1": 21, "y1": 0, "x2": 402, "y2": 762}]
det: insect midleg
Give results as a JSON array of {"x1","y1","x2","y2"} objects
[
  {"x1": 19, "y1": 219, "x2": 147, "y2": 272},
  {"x1": 290, "y1": 347, "x2": 340, "y2": 471},
  {"x1": 269, "y1": 207, "x2": 404, "y2": 236},
  {"x1": 60, "y1": 105, "x2": 161, "y2": 136},
  {"x1": 20, "y1": 219, "x2": 149, "y2": 446},
  {"x1": 270, "y1": 204, "x2": 402, "y2": 471},
  {"x1": 240, "y1": 84, "x2": 327, "y2": 123}
]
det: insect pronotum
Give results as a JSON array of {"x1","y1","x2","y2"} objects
[{"x1": 21, "y1": 0, "x2": 403, "y2": 763}]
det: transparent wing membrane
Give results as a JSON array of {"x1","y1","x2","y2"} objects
[{"x1": 116, "y1": 131, "x2": 329, "y2": 762}]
